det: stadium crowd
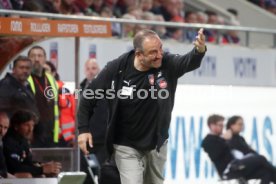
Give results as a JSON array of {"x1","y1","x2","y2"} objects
[
  {"x1": 248, "y1": 0, "x2": 276, "y2": 15},
  {"x1": 1, "y1": 0, "x2": 241, "y2": 44}
]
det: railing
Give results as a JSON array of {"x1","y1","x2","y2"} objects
[
  {"x1": 1, "y1": 9, "x2": 276, "y2": 173},
  {"x1": 1, "y1": 9, "x2": 276, "y2": 47}
]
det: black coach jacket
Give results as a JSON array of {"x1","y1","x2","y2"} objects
[{"x1": 78, "y1": 47, "x2": 206, "y2": 155}]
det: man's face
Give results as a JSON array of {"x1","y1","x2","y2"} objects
[
  {"x1": 13, "y1": 60, "x2": 32, "y2": 83},
  {"x1": 210, "y1": 120, "x2": 224, "y2": 135},
  {"x1": 85, "y1": 61, "x2": 99, "y2": 81},
  {"x1": 0, "y1": 115, "x2": 9, "y2": 137},
  {"x1": 208, "y1": 15, "x2": 218, "y2": 24},
  {"x1": 15, "y1": 120, "x2": 34, "y2": 140},
  {"x1": 139, "y1": 36, "x2": 163, "y2": 70},
  {"x1": 186, "y1": 13, "x2": 197, "y2": 23},
  {"x1": 28, "y1": 48, "x2": 46, "y2": 73}
]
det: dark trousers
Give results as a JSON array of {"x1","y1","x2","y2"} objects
[{"x1": 227, "y1": 155, "x2": 276, "y2": 184}]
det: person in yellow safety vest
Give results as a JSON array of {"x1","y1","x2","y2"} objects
[
  {"x1": 27, "y1": 46, "x2": 59, "y2": 148},
  {"x1": 44, "y1": 61, "x2": 76, "y2": 147}
]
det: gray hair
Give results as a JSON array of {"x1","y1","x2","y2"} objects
[{"x1": 133, "y1": 29, "x2": 158, "y2": 51}]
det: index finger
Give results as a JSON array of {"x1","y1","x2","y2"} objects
[
  {"x1": 198, "y1": 28, "x2": 204, "y2": 35},
  {"x1": 79, "y1": 142, "x2": 89, "y2": 155},
  {"x1": 78, "y1": 140, "x2": 89, "y2": 154},
  {"x1": 198, "y1": 28, "x2": 204, "y2": 40}
]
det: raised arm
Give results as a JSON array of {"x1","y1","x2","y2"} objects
[{"x1": 166, "y1": 28, "x2": 206, "y2": 78}]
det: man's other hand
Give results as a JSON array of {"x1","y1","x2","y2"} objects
[{"x1": 78, "y1": 133, "x2": 93, "y2": 155}]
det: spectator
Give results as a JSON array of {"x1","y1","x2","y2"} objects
[
  {"x1": 248, "y1": 0, "x2": 276, "y2": 14},
  {"x1": 100, "y1": 6, "x2": 121, "y2": 36},
  {"x1": 152, "y1": 0, "x2": 184, "y2": 40},
  {"x1": 196, "y1": 11, "x2": 208, "y2": 24},
  {"x1": 166, "y1": 15, "x2": 184, "y2": 42},
  {"x1": 102, "y1": 0, "x2": 121, "y2": 18},
  {"x1": 44, "y1": 61, "x2": 76, "y2": 147},
  {"x1": 73, "y1": 0, "x2": 95, "y2": 15},
  {"x1": 23, "y1": 0, "x2": 60, "y2": 13},
  {"x1": 265, "y1": 0, "x2": 276, "y2": 14},
  {"x1": 225, "y1": 116, "x2": 257, "y2": 156},
  {"x1": 58, "y1": 0, "x2": 79, "y2": 14},
  {"x1": 139, "y1": 0, "x2": 153, "y2": 12},
  {"x1": 44, "y1": 61, "x2": 60, "y2": 80},
  {"x1": 151, "y1": 0, "x2": 177, "y2": 21},
  {"x1": 0, "y1": 111, "x2": 9, "y2": 178},
  {"x1": 80, "y1": 59, "x2": 109, "y2": 184},
  {"x1": 221, "y1": 20, "x2": 240, "y2": 44},
  {"x1": 0, "y1": 111, "x2": 9, "y2": 139},
  {"x1": 205, "y1": 10, "x2": 219, "y2": 43},
  {"x1": 127, "y1": 5, "x2": 143, "y2": 19},
  {"x1": 153, "y1": 14, "x2": 167, "y2": 39},
  {"x1": 10, "y1": 0, "x2": 24, "y2": 10},
  {"x1": 0, "y1": 56, "x2": 38, "y2": 117},
  {"x1": 166, "y1": 27, "x2": 184, "y2": 42},
  {"x1": 121, "y1": 13, "x2": 136, "y2": 38},
  {"x1": 217, "y1": 15, "x2": 225, "y2": 25},
  {"x1": 184, "y1": 11, "x2": 198, "y2": 43},
  {"x1": 80, "y1": 58, "x2": 100, "y2": 90},
  {"x1": 0, "y1": 111, "x2": 24, "y2": 178},
  {"x1": 175, "y1": 0, "x2": 185, "y2": 18},
  {"x1": 90, "y1": 0, "x2": 103, "y2": 14},
  {"x1": 3, "y1": 110, "x2": 62, "y2": 177},
  {"x1": 151, "y1": 0, "x2": 161, "y2": 9},
  {"x1": 138, "y1": 11, "x2": 156, "y2": 30},
  {"x1": 100, "y1": 6, "x2": 113, "y2": 17},
  {"x1": 206, "y1": 10, "x2": 219, "y2": 24},
  {"x1": 202, "y1": 114, "x2": 276, "y2": 183},
  {"x1": 0, "y1": 0, "x2": 13, "y2": 9},
  {"x1": 22, "y1": 0, "x2": 45, "y2": 12},
  {"x1": 116, "y1": 0, "x2": 137, "y2": 16},
  {"x1": 27, "y1": 46, "x2": 60, "y2": 148}
]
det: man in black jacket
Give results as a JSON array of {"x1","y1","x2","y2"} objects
[
  {"x1": 202, "y1": 114, "x2": 276, "y2": 184},
  {"x1": 78, "y1": 29, "x2": 206, "y2": 184},
  {"x1": 80, "y1": 58, "x2": 109, "y2": 184},
  {"x1": 3, "y1": 110, "x2": 62, "y2": 177},
  {"x1": 0, "y1": 55, "x2": 37, "y2": 117}
]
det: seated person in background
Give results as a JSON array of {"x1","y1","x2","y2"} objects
[
  {"x1": 226, "y1": 115, "x2": 276, "y2": 172},
  {"x1": 0, "y1": 111, "x2": 31, "y2": 178},
  {"x1": 0, "y1": 111, "x2": 11, "y2": 178},
  {"x1": 225, "y1": 115, "x2": 256, "y2": 157},
  {"x1": 202, "y1": 114, "x2": 276, "y2": 184},
  {"x1": 3, "y1": 110, "x2": 62, "y2": 178}
]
